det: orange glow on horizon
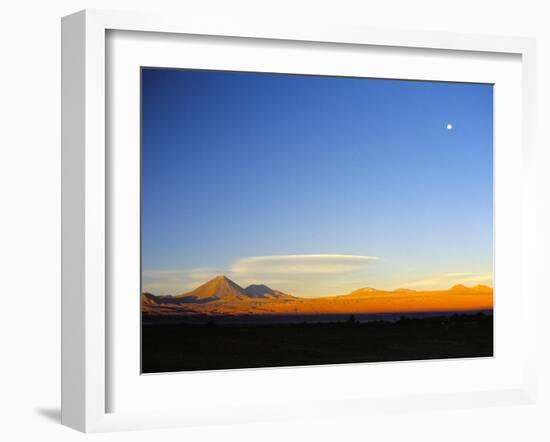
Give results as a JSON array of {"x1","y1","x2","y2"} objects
[{"x1": 142, "y1": 281, "x2": 493, "y2": 317}]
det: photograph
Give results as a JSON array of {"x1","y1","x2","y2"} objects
[{"x1": 140, "y1": 68, "x2": 494, "y2": 373}]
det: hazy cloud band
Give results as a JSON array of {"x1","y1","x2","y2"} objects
[{"x1": 231, "y1": 254, "x2": 380, "y2": 275}]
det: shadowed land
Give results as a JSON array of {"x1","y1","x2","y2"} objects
[{"x1": 141, "y1": 311, "x2": 493, "y2": 373}]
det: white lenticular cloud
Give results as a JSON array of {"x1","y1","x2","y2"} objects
[{"x1": 231, "y1": 254, "x2": 380, "y2": 275}]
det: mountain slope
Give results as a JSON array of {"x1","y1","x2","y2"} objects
[
  {"x1": 142, "y1": 277, "x2": 494, "y2": 316},
  {"x1": 335, "y1": 287, "x2": 378, "y2": 299},
  {"x1": 175, "y1": 275, "x2": 248, "y2": 302},
  {"x1": 244, "y1": 284, "x2": 293, "y2": 299},
  {"x1": 450, "y1": 284, "x2": 493, "y2": 293},
  {"x1": 141, "y1": 292, "x2": 159, "y2": 305}
]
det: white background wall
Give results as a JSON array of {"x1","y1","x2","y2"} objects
[{"x1": 0, "y1": 1, "x2": 548, "y2": 441}]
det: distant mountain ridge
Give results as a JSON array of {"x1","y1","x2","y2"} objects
[
  {"x1": 243, "y1": 284, "x2": 293, "y2": 299},
  {"x1": 450, "y1": 284, "x2": 493, "y2": 293},
  {"x1": 175, "y1": 275, "x2": 247, "y2": 302},
  {"x1": 142, "y1": 275, "x2": 494, "y2": 317}
]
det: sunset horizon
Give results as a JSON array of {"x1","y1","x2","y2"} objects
[
  {"x1": 144, "y1": 272, "x2": 494, "y2": 298},
  {"x1": 142, "y1": 273, "x2": 493, "y2": 317}
]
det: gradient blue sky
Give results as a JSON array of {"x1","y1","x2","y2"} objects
[{"x1": 141, "y1": 68, "x2": 493, "y2": 296}]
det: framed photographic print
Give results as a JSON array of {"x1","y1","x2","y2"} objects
[{"x1": 62, "y1": 9, "x2": 538, "y2": 432}]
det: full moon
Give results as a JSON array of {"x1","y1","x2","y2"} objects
[{"x1": 446, "y1": 123, "x2": 453, "y2": 130}]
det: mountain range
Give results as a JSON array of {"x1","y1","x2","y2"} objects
[{"x1": 141, "y1": 275, "x2": 493, "y2": 316}]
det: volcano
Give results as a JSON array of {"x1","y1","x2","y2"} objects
[
  {"x1": 244, "y1": 284, "x2": 292, "y2": 299},
  {"x1": 174, "y1": 275, "x2": 248, "y2": 302}
]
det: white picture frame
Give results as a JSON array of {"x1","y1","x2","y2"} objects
[{"x1": 61, "y1": 9, "x2": 538, "y2": 433}]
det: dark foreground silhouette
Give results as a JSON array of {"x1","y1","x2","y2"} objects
[{"x1": 141, "y1": 312, "x2": 493, "y2": 373}]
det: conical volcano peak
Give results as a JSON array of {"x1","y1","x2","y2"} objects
[
  {"x1": 210, "y1": 275, "x2": 243, "y2": 289},
  {"x1": 212, "y1": 275, "x2": 234, "y2": 283},
  {"x1": 177, "y1": 275, "x2": 247, "y2": 300}
]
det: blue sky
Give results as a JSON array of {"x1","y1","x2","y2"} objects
[{"x1": 141, "y1": 68, "x2": 493, "y2": 296}]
